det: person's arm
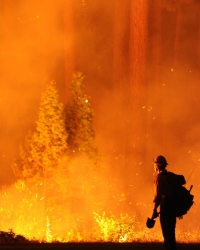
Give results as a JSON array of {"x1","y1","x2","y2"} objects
[
  {"x1": 153, "y1": 202, "x2": 159, "y2": 212},
  {"x1": 152, "y1": 202, "x2": 159, "y2": 219},
  {"x1": 152, "y1": 176, "x2": 161, "y2": 218}
]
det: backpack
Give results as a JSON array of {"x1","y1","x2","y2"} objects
[
  {"x1": 172, "y1": 184, "x2": 194, "y2": 218},
  {"x1": 160, "y1": 171, "x2": 194, "y2": 218},
  {"x1": 166, "y1": 172, "x2": 194, "y2": 218}
]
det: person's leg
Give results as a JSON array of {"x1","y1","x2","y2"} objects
[
  {"x1": 166, "y1": 215, "x2": 176, "y2": 250},
  {"x1": 160, "y1": 213, "x2": 177, "y2": 250}
]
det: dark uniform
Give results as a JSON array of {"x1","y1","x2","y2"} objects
[{"x1": 152, "y1": 156, "x2": 185, "y2": 250}]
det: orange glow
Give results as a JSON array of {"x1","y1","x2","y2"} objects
[{"x1": 0, "y1": 0, "x2": 200, "y2": 244}]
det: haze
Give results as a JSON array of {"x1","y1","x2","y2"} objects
[{"x1": 0, "y1": 0, "x2": 200, "y2": 239}]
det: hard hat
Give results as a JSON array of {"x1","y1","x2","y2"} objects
[{"x1": 153, "y1": 155, "x2": 168, "y2": 165}]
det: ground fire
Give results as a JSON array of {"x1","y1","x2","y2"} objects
[{"x1": 0, "y1": 171, "x2": 199, "y2": 243}]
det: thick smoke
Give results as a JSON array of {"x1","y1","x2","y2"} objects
[
  {"x1": 0, "y1": 0, "x2": 65, "y2": 185},
  {"x1": 0, "y1": 0, "x2": 200, "y2": 240}
]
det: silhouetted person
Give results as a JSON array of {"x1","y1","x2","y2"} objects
[{"x1": 152, "y1": 155, "x2": 185, "y2": 250}]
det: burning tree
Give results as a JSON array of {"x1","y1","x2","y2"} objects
[
  {"x1": 65, "y1": 72, "x2": 100, "y2": 164},
  {"x1": 9, "y1": 76, "x2": 108, "y2": 241},
  {"x1": 8, "y1": 74, "x2": 147, "y2": 242},
  {"x1": 9, "y1": 82, "x2": 70, "y2": 240},
  {"x1": 12, "y1": 81, "x2": 68, "y2": 181}
]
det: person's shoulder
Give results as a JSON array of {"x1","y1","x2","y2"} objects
[
  {"x1": 166, "y1": 171, "x2": 175, "y2": 176},
  {"x1": 158, "y1": 169, "x2": 170, "y2": 176},
  {"x1": 157, "y1": 170, "x2": 175, "y2": 182}
]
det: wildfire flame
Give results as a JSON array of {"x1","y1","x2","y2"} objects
[{"x1": 0, "y1": 164, "x2": 199, "y2": 243}]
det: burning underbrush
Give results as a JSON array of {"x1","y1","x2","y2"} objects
[
  {"x1": 0, "y1": 177, "x2": 158, "y2": 243},
  {"x1": 0, "y1": 153, "x2": 154, "y2": 243},
  {"x1": 0, "y1": 163, "x2": 199, "y2": 244}
]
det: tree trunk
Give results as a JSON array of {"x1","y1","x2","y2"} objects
[
  {"x1": 173, "y1": 3, "x2": 182, "y2": 72},
  {"x1": 63, "y1": 0, "x2": 75, "y2": 101},
  {"x1": 198, "y1": 4, "x2": 200, "y2": 78},
  {"x1": 129, "y1": 0, "x2": 149, "y2": 167},
  {"x1": 147, "y1": 0, "x2": 163, "y2": 157},
  {"x1": 150, "y1": 0, "x2": 162, "y2": 85},
  {"x1": 113, "y1": 0, "x2": 130, "y2": 91},
  {"x1": 112, "y1": 0, "x2": 130, "y2": 130},
  {"x1": 112, "y1": 0, "x2": 130, "y2": 178}
]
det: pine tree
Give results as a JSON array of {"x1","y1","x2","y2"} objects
[
  {"x1": 65, "y1": 72, "x2": 99, "y2": 162},
  {"x1": 13, "y1": 81, "x2": 68, "y2": 180}
]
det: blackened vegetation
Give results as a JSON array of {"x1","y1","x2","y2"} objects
[{"x1": 0, "y1": 229, "x2": 28, "y2": 243}]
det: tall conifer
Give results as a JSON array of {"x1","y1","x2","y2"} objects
[
  {"x1": 13, "y1": 82, "x2": 68, "y2": 180},
  {"x1": 65, "y1": 72, "x2": 99, "y2": 163}
]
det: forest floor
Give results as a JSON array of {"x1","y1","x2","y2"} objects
[{"x1": 0, "y1": 242, "x2": 199, "y2": 250}]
